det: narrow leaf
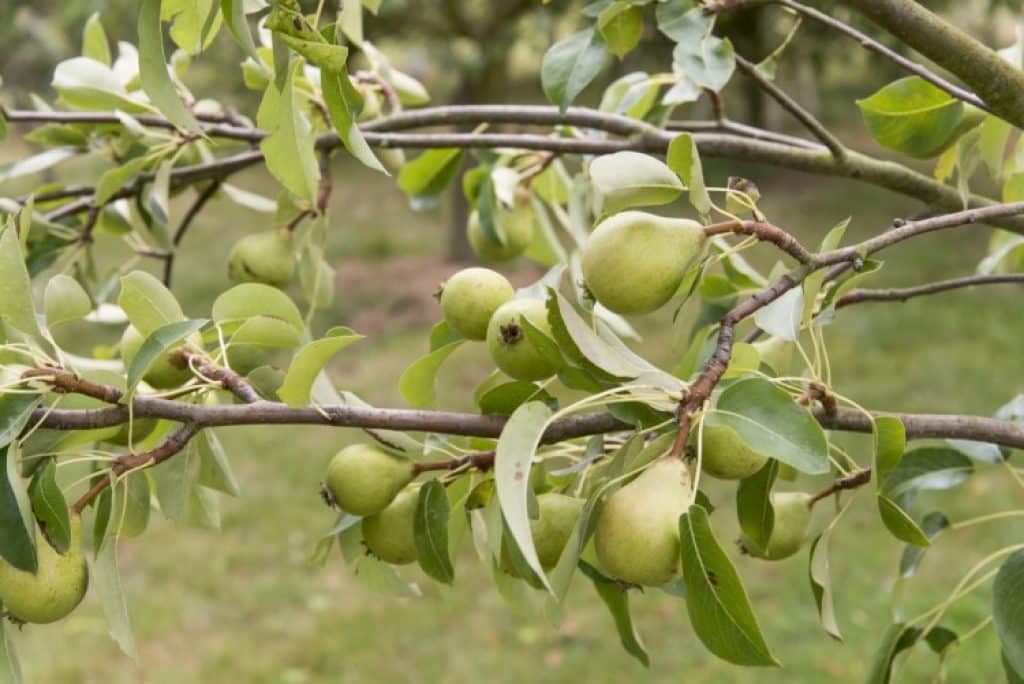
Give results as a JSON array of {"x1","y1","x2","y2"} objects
[
  {"x1": 138, "y1": 0, "x2": 201, "y2": 133},
  {"x1": 414, "y1": 480, "x2": 453, "y2": 584},
  {"x1": 398, "y1": 340, "x2": 465, "y2": 409},
  {"x1": 579, "y1": 561, "x2": 650, "y2": 667},
  {"x1": 276, "y1": 327, "x2": 363, "y2": 407}
]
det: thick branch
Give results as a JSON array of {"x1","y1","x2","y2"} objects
[
  {"x1": 837, "y1": 274, "x2": 1024, "y2": 307},
  {"x1": 841, "y1": 0, "x2": 1024, "y2": 127}
]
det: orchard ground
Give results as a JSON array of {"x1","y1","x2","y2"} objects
[{"x1": 8, "y1": 149, "x2": 1023, "y2": 682}]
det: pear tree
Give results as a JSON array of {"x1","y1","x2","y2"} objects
[{"x1": 2, "y1": 0, "x2": 1024, "y2": 679}]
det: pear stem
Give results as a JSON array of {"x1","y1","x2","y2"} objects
[{"x1": 809, "y1": 468, "x2": 873, "y2": 506}]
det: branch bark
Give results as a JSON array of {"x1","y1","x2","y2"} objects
[{"x1": 837, "y1": 274, "x2": 1024, "y2": 307}]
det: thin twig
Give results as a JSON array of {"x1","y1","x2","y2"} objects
[
  {"x1": 810, "y1": 468, "x2": 872, "y2": 505},
  {"x1": 837, "y1": 274, "x2": 1024, "y2": 307}
]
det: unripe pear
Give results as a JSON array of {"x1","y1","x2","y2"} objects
[
  {"x1": 595, "y1": 457, "x2": 691, "y2": 586},
  {"x1": 226, "y1": 344, "x2": 272, "y2": 376},
  {"x1": 530, "y1": 493, "x2": 584, "y2": 570},
  {"x1": 378, "y1": 148, "x2": 406, "y2": 175},
  {"x1": 743, "y1": 492, "x2": 813, "y2": 561},
  {"x1": 120, "y1": 324, "x2": 192, "y2": 390},
  {"x1": 754, "y1": 336, "x2": 794, "y2": 376},
  {"x1": 0, "y1": 516, "x2": 89, "y2": 624},
  {"x1": 227, "y1": 229, "x2": 295, "y2": 288},
  {"x1": 439, "y1": 267, "x2": 515, "y2": 340},
  {"x1": 362, "y1": 487, "x2": 419, "y2": 565},
  {"x1": 324, "y1": 444, "x2": 415, "y2": 516},
  {"x1": 581, "y1": 211, "x2": 705, "y2": 314},
  {"x1": 698, "y1": 426, "x2": 768, "y2": 480},
  {"x1": 467, "y1": 202, "x2": 535, "y2": 262},
  {"x1": 486, "y1": 298, "x2": 559, "y2": 381}
]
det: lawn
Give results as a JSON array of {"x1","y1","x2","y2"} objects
[{"x1": 12, "y1": 153, "x2": 1024, "y2": 683}]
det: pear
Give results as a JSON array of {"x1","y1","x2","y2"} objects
[
  {"x1": 226, "y1": 344, "x2": 272, "y2": 376},
  {"x1": 582, "y1": 211, "x2": 705, "y2": 315},
  {"x1": 754, "y1": 336, "x2": 795, "y2": 376},
  {"x1": 324, "y1": 444, "x2": 415, "y2": 516},
  {"x1": 362, "y1": 487, "x2": 419, "y2": 565},
  {"x1": 486, "y1": 298, "x2": 559, "y2": 381},
  {"x1": 698, "y1": 426, "x2": 768, "y2": 480},
  {"x1": 439, "y1": 267, "x2": 515, "y2": 341},
  {"x1": 120, "y1": 324, "x2": 192, "y2": 390},
  {"x1": 227, "y1": 229, "x2": 295, "y2": 288},
  {"x1": 743, "y1": 492, "x2": 813, "y2": 561},
  {"x1": 530, "y1": 493, "x2": 584, "y2": 570},
  {"x1": 378, "y1": 148, "x2": 406, "y2": 175},
  {"x1": 0, "y1": 516, "x2": 89, "y2": 624},
  {"x1": 595, "y1": 457, "x2": 691, "y2": 586},
  {"x1": 104, "y1": 417, "x2": 159, "y2": 447},
  {"x1": 467, "y1": 202, "x2": 535, "y2": 262}
]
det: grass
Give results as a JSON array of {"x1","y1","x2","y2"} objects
[{"x1": 10, "y1": 154, "x2": 1024, "y2": 683}]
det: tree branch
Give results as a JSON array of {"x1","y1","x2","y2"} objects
[
  {"x1": 704, "y1": 219, "x2": 814, "y2": 263},
  {"x1": 810, "y1": 467, "x2": 872, "y2": 505},
  {"x1": 836, "y1": 274, "x2": 1024, "y2": 308}
]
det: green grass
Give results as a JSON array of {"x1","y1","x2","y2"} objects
[{"x1": 12, "y1": 156, "x2": 1024, "y2": 683}]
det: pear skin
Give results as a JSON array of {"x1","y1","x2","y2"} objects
[
  {"x1": 744, "y1": 492, "x2": 813, "y2": 561},
  {"x1": 467, "y1": 202, "x2": 534, "y2": 262},
  {"x1": 362, "y1": 488, "x2": 419, "y2": 565},
  {"x1": 0, "y1": 516, "x2": 89, "y2": 624},
  {"x1": 486, "y1": 298, "x2": 559, "y2": 381},
  {"x1": 227, "y1": 229, "x2": 295, "y2": 288},
  {"x1": 699, "y1": 426, "x2": 768, "y2": 480},
  {"x1": 120, "y1": 324, "x2": 192, "y2": 390},
  {"x1": 439, "y1": 267, "x2": 515, "y2": 341},
  {"x1": 325, "y1": 444, "x2": 415, "y2": 517}
]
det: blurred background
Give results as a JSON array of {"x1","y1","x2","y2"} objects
[{"x1": 2, "y1": 1, "x2": 1023, "y2": 681}]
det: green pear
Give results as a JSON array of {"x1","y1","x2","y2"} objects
[
  {"x1": 467, "y1": 202, "x2": 535, "y2": 262},
  {"x1": 227, "y1": 229, "x2": 295, "y2": 288},
  {"x1": 104, "y1": 417, "x2": 159, "y2": 446},
  {"x1": 581, "y1": 211, "x2": 705, "y2": 314},
  {"x1": 486, "y1": 298, "x2": 559, "y2": 381},
  {"x1": 698, "y1": 426, "x2": 768, "y2": 481},
  {"x1": 120, "y1": 324, "x2": 192, "y2": 390},
  {"x1": 530, "y1": 493, "x2": 584, "y2": 570},
  {"x1": 378, "y1": 148, "x2": 406, "y2": 175},
  {"x1": 324, "y1": 444, "x2": 415, "y2": 516},
  {"x1": 226, "y1": 344, "x2": 272, "y2": 376},
  {"x1": 595, "y1": 457, "x2": 691, "y2": 586},
  {"x1": 0, "y1": 516, "x2": 89, "y2": 624},
  {"x1": 362, "y1": 487, "x2": 419, "y2": 565},
  {"x1": 439, "y1": 267, "x2": 515, "y2": 341},
  {"x1": 743, "y1": 492, "x2": 813, "y2": 560},
  {"x1": 754, "y1": 336, "x2": 794, "y2": 376}
]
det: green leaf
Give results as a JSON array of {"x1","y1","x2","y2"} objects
[
  {"x1": 551, "y1": 291, "x2": 645, "y2": 379},
  {"x1": 126, "y1": 319, "x2": 207, "y2": 392},
  {"x1": 0, "y1": 618, "x2": 23, "y2": 684},
  {"x1": 590, "y1": 151, "x2": 683, "y2": 213},
  {"x1": 82, "y1": 13, "x2": 112, "y2": 65},
  {"x1": 28, "y1": 460, "x2": 70, "y2": 554},
  {"x1": 138, "y1": 0, "x2": 201, "y2": 133},
  {"x1": 666, "y1": 133, "x2": 711, "y2": 216},
  {"x1": 753, "y1": 287, "x2": 803, "y2": 341},
  {"x1": 397, "y1": 148, "x2": 464, "y2": 207},
  {"x1": 51, "y1": 58, "x2": 151, "y2": 113},
  {"x1": 899, "y1": 511, "x2": 949, "y2": 578},
  {"x1": 672, "y1": 34, "x2": 735, "y2": 92},
  {"x1": 0, "y1": 447, "x2": 36, "y2": 573},
  {"x1": 706, "y1": 377, "x2": 829, "y2": 475},
  {"x1": 873, "y1": 415, "x2": 905, "y2": 484},
  {"x1": 228, "y1": 316, "x2": 301, "y2": 349},
  {"x1": 856, "y1": 76, "x2": 984, "y2": 159},
  {"x1": 414, "y1": 480, "x2": 453, "y2": 584},
  {"x1": 994, "y1": 549, "x2": 1024, "y2": 677},
  {"x1": 495, "y1": 401, "x2": 554, "y2": 592},
  {"x1": 866, "y1": 622, "x2": 919, "y2": 684},
  {"x1": 258, "y1": 58, "x2": 321, "y2": 202},
  {"x1": 597, "y1": 2, "x2": 644, "y2": 60},
  {"x1": 44, "y1": 274, "x2": 92, "y2": 328},
  {"x1": 322, "y1": 69, "x2": 386, "y2": 173},
  {"x1": 93, "y1": 536, "x2": 138, "y2": 659},
  {"x1": 197, "y1": 430, "x2": 240, "y2": 497},
  {"x1": 808, "y1": 500, "x2": 853, "y2": 642},
  {"x1": 95, "y1": 158, "x2": 148, "y2": 205},
  {"x1": 0, "y1": 225, "x2": 40, "y2": 336},
  {"x1": 398, "y1": 340, "x2": 465, "y2": 409},
  {"x1": 118, "y1": 271, "x2": 186, "y2": 335},
  {"x1": 212, "y1": 283, "x2": 304, "y2": 330},
  {"x1": 478, "y1": 381, "x2": 552, "y2": 416},
  {"x1": 541, "y1": 28, "x2": 612, "y2": 112},
  {"x1": 0, "y1": 394, "x2": 43, "y2": 451},
  {"x1": 276, "y1": 327, "x2": 363, "y2": 407},
  {"x1": 120, "y1": 472, "x2": 152, "y2": 539},
  {"x1": 579, "y1": 561, "x2": 650, "y2": 667},
  {"x1": 735, "y1": 459, "x2": 778, "y2": 552},
  {"x1": 656, "y1": 0, "x2": 709, "y2": 43},
  {"x1": 679, "y1": 504, "x2": 779, "y2": 666},
  {"x1": 220, "y1": 0, "x2": 260, "y2": 61},
  {"x1": 883, "y1": 446, "x2": 973, "y2": 498},
  {"x1": 877, "y1": 495, "x2": 931, "y2": 547}
]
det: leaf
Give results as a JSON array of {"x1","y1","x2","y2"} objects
[
  {"x1": 679, "y1": 504, "x2": 779, "y2": 666},
  {"x1": 212, "y1": 283, "x2": 304, "y2": 330},
  {"x1": 867, "y1": 622, "x2": 920, "y2": 684},
  {"x1": 28, "y1": 460, "x2": 70, "y2": 554},
  {"x1": 808, "y1": 500, "x2": 854, "y2": 642},
  {"x1": 0, "y1": 394, "x2": 43, "y2": 451},
  {"x1": 877, "y1": 495, "x2": 931, "y2": 547},
  {"x1": 93, "y1": 536, "x2": 137, "y2": 659},
  {"x1": 138, "y1": 0, "x2": 201, "y2": 133},
  {"x1": 478, "y1": 381, "x2": 552, "y2": 416},
  {"x1": 873, "y1": 416, "x2": 905, "y2": 483},
  {"x1": 220, "y1": 0, "x2": 260, "y2": 61},
  {"x1": 118, "y1": 271, "x2": 186, "y2": 335},
  {"x1": 857, "y1": 76, "x2": 983, "y2": 159},
  {"x1": 0, "y1": 618, "x2": 23, "y2": 684},
  {"x1": 590, "y1": 152, "x2": 683, "y2": 214},
  {"x1": 398, "y1": 340, "x2": 465, "y2": 409},
  {"x1": 82, "y1": 13, "x2": 112, "y2": 65},
  {"x1": 736, "y1": 459, "x2": 778, "y2": 552},
  {"x1": 322, "y1": 67, "x2": 386, "y2": 174},
  {"x1": 126, "y1": 319, "x2": 207, "y2": 393},
  {"x1": 197, "y1": 430, "x2": 240, "y2": 497},
  {"x1": 706, "y1": 377, "x2": 829, "y2": 475},
  {"x1": 414, "y1": 480, "x2": 453, "y2": 584},
  {"x1": 258, "y1": 58, "x2": 321, "y2": 202},
  {"x1": 276, "y1": 327, "x2": 363, "y2": 407},
  {"x1": 0, "y1": 225, "x2": 40, "y2": 336},
  {"x1": 44, "y1": 274, "x2": 92, "y2": 328},
  {"x1": 494, "y1": 401, "x2": 553, "y2": 592},
  {"x1": 994, "y1": 549, "x2": 1024, "y2": 677},
  {"x1": 228, "y1": 316, "x2": 301, "y2": 349},
  {"x1": 753, "y1": 287, "x2": 803, "y2": 341},
  {"x1": 397, "y1": 148, "x2": 464, "y2": 207},
  {"x1": 95, "y1": 158, "x2": 148, "y2": 205},
  {"x1": 899, "y1": 511, "x2": 949, "y2": 578},
  {"x1": 656, "y1": 0, "x2": 710, "y2": 43},
  {"x1": 579, "y1": 561, "x2": 650, "y2": 667},
  {"x1": 883, "y1": 446, "x2": 973, "y2": 498},
  {"x1": 541, "y1": 28, "x2": 612, "y2": 112},
  {"x1": 673, "y1": 34, "x2": 735, "y2": 92},
  {"x1": 550, "y1": 291, "x2": 645, "y2": 379},
  {"x1": 0, "y1": 447, "x2": 35, "y2": 573},
  {"x1": 666, "y1": 133, "x2": 711, "y2": 216},
  {"x1": 597, "y1": 2, "x2": 644, "y2": 60},
  {"x1": 0, "y1": 147, "x2": 79, "y2": 186}
]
